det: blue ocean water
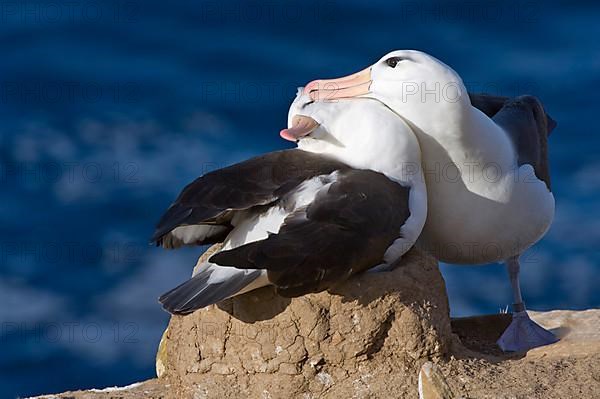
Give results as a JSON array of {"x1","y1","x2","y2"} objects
[{"x1": 1, "y1": 1, "x2": 599, "y2": 397}]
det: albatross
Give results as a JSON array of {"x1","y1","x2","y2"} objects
[
  {"x1": 152, "y1": 91, "x2": 427, "y2": 315},
  {"x1": 304, "y1": 50, "x2": 557, "y2": 352}
]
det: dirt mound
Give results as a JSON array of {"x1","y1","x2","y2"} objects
[{"x1": 157, "y1": 248, "x2": 451, "y2": 398}]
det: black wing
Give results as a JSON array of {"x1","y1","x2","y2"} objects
[
  {"x1": 491, "y1": 95, "x2": 553, "y2": 190},
  {"x1": 159, "y1": 267, "x2": 262, "y2": 315},
  {"x1": 469, "y1": 92, "x2": 557, "y2": 133},
  {"x1": 151, "y1": 149, "x2": 348, "y2": 248},
  {"x1": 210, "y1": 169, "x2": 412, "y2": 297}
]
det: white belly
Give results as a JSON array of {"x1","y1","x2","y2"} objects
[{"x1": 417, "y1": 162, "x2": 554, "y2": 264}]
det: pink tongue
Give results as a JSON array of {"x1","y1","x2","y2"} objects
[{"x1": 280, "y1": 115, "x2": 319, "y2": 142}]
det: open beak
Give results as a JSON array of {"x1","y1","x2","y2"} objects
[
  {"x1": 303, "y1": 67, "x2": 372, "y2": 101},
  {"x1": 280, "y1": 114, "x2": 320, "y2": 142}
]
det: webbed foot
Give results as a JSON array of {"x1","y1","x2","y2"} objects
[{"x1": 497, "y1": 310, "x2": 558, "y2": 352}]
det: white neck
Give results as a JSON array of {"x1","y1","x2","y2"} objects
[
  {"x1": 297, "y1": 101, "x2": 423, "y2": 186},
  {"x1": 381, "y1": 94, "x2": 515, "y2": 172}
]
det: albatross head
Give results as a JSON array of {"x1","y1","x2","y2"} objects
[
  {"x1": 303, "y1": 50, "x2": 471, "y2": 137},
  {"x1": 280, "y1": 89, "x2": 421, "y2": 182}
]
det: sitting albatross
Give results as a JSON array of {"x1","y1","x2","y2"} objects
[
  {"x1": 304, "y1": 50, "x2": 557, "y2": 352},
  {"x1": 152, "y1": 92, "x2": 427, "y2": 315}
]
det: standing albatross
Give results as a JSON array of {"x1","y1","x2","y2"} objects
[
  {"x1": 152, "y1": 92, "x2": 427, "y2": 315},
  {"x1": 304, "y1": 50, "x2": 557, "y2": 352}
]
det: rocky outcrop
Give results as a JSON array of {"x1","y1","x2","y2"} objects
[{"x1": 156, "y1": 247, "x2": 452, "y2": 398}]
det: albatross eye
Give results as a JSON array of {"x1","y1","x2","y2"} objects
[{"x1": 385, "y1": 56, "x2": 404, "y2": 68}]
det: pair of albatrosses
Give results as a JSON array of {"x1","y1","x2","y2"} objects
[{"x1": 152, "y1": 50, "x2": 557, "y2": 352}]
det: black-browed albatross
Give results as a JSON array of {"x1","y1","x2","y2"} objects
[
  {"x1": 304, "y1": 49, "x2": 558, "y2": 352},
  {"x1": 152, "y1": 92, "x2": 427, "y2": 315}
]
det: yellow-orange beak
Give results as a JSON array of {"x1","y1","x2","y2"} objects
[{"x1": 304, "y1": 67, "x2": 372, "y2": 101}]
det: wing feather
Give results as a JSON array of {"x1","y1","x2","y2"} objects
[
  {"x1": 210, "y1": 169, "x2": 413, "y2": 297},
  {"x1": 151, "y1": 149, "x2": 348, "y2": 248}
]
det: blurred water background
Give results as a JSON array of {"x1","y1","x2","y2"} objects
[{"x1": 1, "y1": 0, "x2": 599, "y2": 397}]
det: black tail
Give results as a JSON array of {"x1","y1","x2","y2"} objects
[{"x1": 159, "y1": 267, "x2": 261, "y2": 315}]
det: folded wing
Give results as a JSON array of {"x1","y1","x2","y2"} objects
[
  {"x1": 151, "y1": 149, "x2": 348, "y2": 248},
  {"x1": 210, "y1": 169, "x2": 412, "y2": 297}
]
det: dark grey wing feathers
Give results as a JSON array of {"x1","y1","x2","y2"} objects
[
  {"x1": 210, "y1": 169, "x2": 411, "y2": 297},
  {"x1": 469, "y1": 92, "x2": 509, "y2": 118},
  {"x1": 469, "y1": 92, "x2": 556, "y2": 133},
  {"x1": 159, "y1": 267, "x2": 262, "y2": 315},
  {"x1": 151, "y1": 149, "x2": 348, "y2": 247},
  {"x1": 491, "y1": 95, "x2": 553, "y2": 190}
]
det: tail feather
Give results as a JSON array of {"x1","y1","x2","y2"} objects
[{"x1": 159, "y1": 267, "x2": 262, "y2": 315}]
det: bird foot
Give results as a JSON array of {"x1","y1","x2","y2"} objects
[
  {"x1": 368, "y1": 262, "x2": 397, "y2": 273},
  {"x1": 497, "y1": 310, "x2": 558, "y2": 352}
]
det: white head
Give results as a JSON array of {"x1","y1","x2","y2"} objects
[
  {"x1": 281, "y1": 89, "x2": 421, "y2": 183},
  {"x1": 303, "y1": 50, "x2": 471, "y2": 137}
]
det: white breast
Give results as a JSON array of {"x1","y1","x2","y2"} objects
[{"x1": 415, "y1": 111, "x2": 554, "y2": 264}]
